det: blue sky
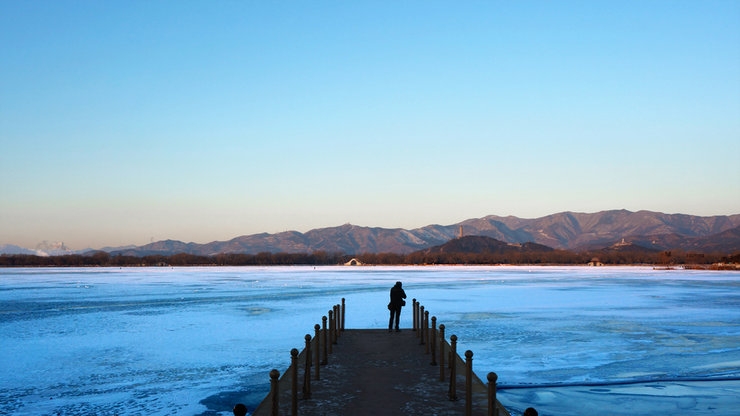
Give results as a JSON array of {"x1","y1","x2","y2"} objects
[{"x1": 1, "y1": 1, "x2": 739, "y2": 250}]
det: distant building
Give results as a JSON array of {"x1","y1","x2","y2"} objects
[
  {"x1": 614, "y1": 238, "x2": 630, "y2": 247},
  {"x1": 344, "y1": 258, "x2": 363, "y2": 266},
  {"x1": 588, "y1": 257, "x2": 604, "y2": 266}
]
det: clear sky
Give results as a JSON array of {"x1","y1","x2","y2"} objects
[{"x1": 1, "y1": 1, "x2": 739, "y2": 250}]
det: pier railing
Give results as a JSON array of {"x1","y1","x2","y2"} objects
[{"x1": 252, "y1": 297, "x2": 514, "y2": 416}]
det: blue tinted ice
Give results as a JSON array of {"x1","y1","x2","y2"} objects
[{"x1": 1, "y1": 266, "x2": 738, "y2": 415}]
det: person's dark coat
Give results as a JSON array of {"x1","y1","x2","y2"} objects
[{"x1": 389, "y1": 282, "x2": 407, "y2": 309}]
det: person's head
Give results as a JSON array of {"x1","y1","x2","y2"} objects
[
  {"x1": 523, "y1": 407, "x2": 538, "y2": 416},
  {"x1": 395, "y1": 281, "x2": 402, "y2": 287},
  {"x1": 233, "y1": 403, "x2": 248, "y2": 416}
]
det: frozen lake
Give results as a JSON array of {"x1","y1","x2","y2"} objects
[{"x1": 1, "y1": 266, "x2": 739, "y2": 415}]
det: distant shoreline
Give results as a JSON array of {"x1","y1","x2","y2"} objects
[{"x1": 1, "y1": 252, "x2": 737, "y2": 271}]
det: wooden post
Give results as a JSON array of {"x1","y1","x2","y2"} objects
[
  {"x1": 417, "y1": 302, "x2": 422, "y2": 336},
  {"x1": 449, "y1": 334, "x2": 458, "y2": 401},
  {"x1": 430, "y1": 316, "x2": 437, "y2": 365},
  {"x1": 269, "y1": 369, "x2": 280, "y2": 416},
  {"x1": 328, "y1": 310, "x2": 334, "y2": 354},
  {"x1": 487, "y1": 372, "x2": 498, "y2": 416},
  {"x1": 290, "y1": 348, "x2": 298, "y2": 416},
  {"x1": 465, "y1": 350, "x2": 473, "y2": 416},
  {"x1": 333, "y1": 304, "x2": 338, "y2": 338},
  {"x1": 331, "y1": 306, "x2": 336, "y2": 343},
  {"x1": 412, "y1": 299, "x2": 417, "y2": 332},
  {"x1": 341, "y1": 298, "x2": 346, "y2": 331},
  {"x1": 314, "y1": 324, "x2": 321, "y2": 379},
  {"x1": 419, "y1": 306, "x2": 425, "y2": 345},
  {"x1": 336, "y1": 303, "x2": 342, "y2": 336},
  {"x1": 303, "y1": 334, "x2": 312, "y2": 399},
  {"x1": 424, "y1": 310, "x2": 430, "y2": 353},
  {"x1": 439, "y1": 324, "x2": 446, "y2": 381},
  {"x1": 321, "y1": 316, "x2": 328, "y2": 365},
  {"x1": 333, "y1": 305, "x2": 339, "y2": 343}
]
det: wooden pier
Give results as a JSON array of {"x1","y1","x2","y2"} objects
[{"x1": 252, "y1": 299, "x2": 511, "y2": 416}]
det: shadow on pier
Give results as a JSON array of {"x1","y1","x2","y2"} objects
[{"x1": 252, "y1": 299, "x2": 511, "y2": 416}]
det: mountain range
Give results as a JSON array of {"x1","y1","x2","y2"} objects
[
  {"x1": 0, "y1": 241, "x2": 74, "y2": 257},
  {"x1": 104, "y1": 210, "x2": 740, "y2": 257},
  {"x1": 3, "y1": 210, "x2": 739, "y2": 257}
]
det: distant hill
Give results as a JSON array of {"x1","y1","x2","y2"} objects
[
  {"x1": 621, "y1": 226, "x2": 740, "y2": 253},
  {"x1": 4, "y1": 210, "x2": 738, "y2": 257},
  {"x1": 420, "y1": 235, "x2": 554, "y2": 255},
  {"x1": 671, "y1": 226, "x2": 740, "y2": 253},
  {"x1": 102, "y1": 210, "x2": 740, "y2": 257},
  {"x1": 458, "y1": 210, "x2": 740, "y2": 252},
  {"x1": 0, "y1": 242, "x2": 87, "y2": 257},
  {"x1": 0, "y1": 244, "x2": 38, "y2": 256}
]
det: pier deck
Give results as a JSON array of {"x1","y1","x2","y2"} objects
[{"x1": 253, "y1": 328, "x2": 509, "y2": 416}]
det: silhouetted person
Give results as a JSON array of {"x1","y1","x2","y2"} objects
[
  {"x1": 523, "y1": 407, "x2": 538, "y2": 416},
  {"x1": 233, "y1": 403, "x2": 247, "y2": 416},
  {"x1": 388, "y1": 281, "x2": 407, "y2": 332}
]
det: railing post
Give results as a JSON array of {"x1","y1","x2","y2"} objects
[
  {"x1": 314, "y1": 324, "x2": 321, "y2": 379},
  {"x1": 465, "y1": 350, "x2": 473, "y2": 416},
  {"x1": 331, "y1": 306, "x2": 336, "y2": 343},
  {"x1": 303, "y1": 334, "x2": 312, "y2": 399},
  {"x1": 430, "y1": 316, "x2": 437, "y2": 365},
  {"x1": 321, "y1": 316, "x2": 328, "y2": 365},
  {"x1": 328, "y1": 310, "x2": 334, "y2": 354},
  {"x1": 424, "y1": 310, "x2": 430, "y2": 353},
  {"x1": 448, "y1": 334, "x2": 458, "y2": 401},
  {"x1": 333, "y1": 304, "x2": 338, "y2": 339},
  {"x1": 439, "y1": 324, "x2": 446, "y2": 381},
  {"x1": 417, "y1": 301, "x2": 422, "y2": 336},
  {"x1": 341, "y1": 298, "x2": 346, "y2": 331},
  {"x1": 419, "y1": 306, "x2": 425, "y2": 345},
  {"x1": 333, "y1": 305, "x2": 339, "y2": 343},
  {"x1": 290, "y1": 348, "x2": 298, "y2": 416},
  {"x1": 412, "y1": 299, "x2": 417, "y2": 332},
  {"x1": 269, "y1": 369, "x2": 280, "y2": 416},
  {"x1": 487, "y1": 372, "x2": 498, "y2": 416}
]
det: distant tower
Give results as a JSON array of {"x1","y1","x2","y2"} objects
[{"x1": 459, "y1": 225, "x2": 464, "y2": 238}]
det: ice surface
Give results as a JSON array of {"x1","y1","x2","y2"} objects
[{"x1": 1, "y1": 266, "x2": 739, "y2": 415}]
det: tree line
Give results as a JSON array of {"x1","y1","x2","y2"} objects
[
  {"x1": 1, "y1": 249, "x2": 736, "y2": 267},
  {"x1": 0, "y1": 251, "x2": 349, "y2": 267}
]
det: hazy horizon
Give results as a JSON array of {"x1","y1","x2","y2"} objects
[{"x1": 2, "y1": 2, "x2": 739, "y2": 250}]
